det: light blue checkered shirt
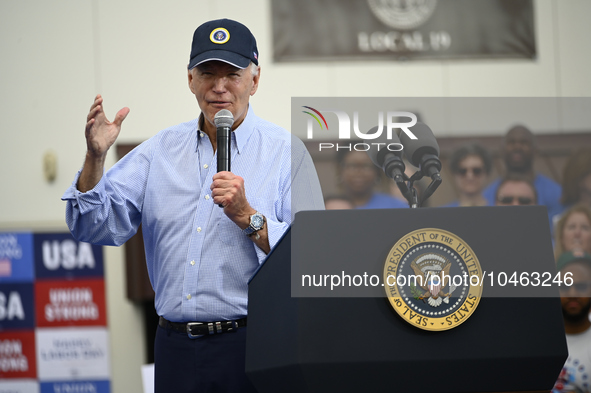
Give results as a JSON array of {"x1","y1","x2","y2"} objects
[{"x1": 62, "y1": 105, "x2": 324, "y2": 322}]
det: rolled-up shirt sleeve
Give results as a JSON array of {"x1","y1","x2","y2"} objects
[{"x1": 61, "y1": 141, "x2": 152, "y2": 246}]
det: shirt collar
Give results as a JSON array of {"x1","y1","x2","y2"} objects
[
  {"x1": 232, "y1": 104, "x2": 255, "y2": 155},
  {"x1": 196, "y1": 105, "x2": 255, "y2": 155}
]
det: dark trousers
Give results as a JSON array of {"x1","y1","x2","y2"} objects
[{"x1": 154, "y1": 323, "x2": 258, "y2": 393}]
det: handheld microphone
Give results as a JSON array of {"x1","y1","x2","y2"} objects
[
  {"x1": 399, "y1": 122, "x2": 442, "y2": 179},
  {"x1": 214, "y1": 109, "x2": 234, "y2": 173},
  {"x1": 214, "y1": 109, "x2": 234, "y2": 208}
]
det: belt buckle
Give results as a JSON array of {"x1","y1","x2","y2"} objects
[
  {"x1": 186, "y1": 322, "x2": 208, "y2": 339},
  {"x1": 186, "y1": 320, "x2": 239, "y2": 339}
]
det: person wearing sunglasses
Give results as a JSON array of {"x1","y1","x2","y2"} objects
[
  {"x1": 494, "y1": 174, "x2": 538, "y2": 206},
  {"x1": 444, "y1": 143, "x2": 492, "y2": 207},
  {"x1": 553, "y1": 250, "x2": 591, "y2": 393}
]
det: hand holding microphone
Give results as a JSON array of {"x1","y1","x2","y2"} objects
[
  {"x1": 210, "y1": 109, "x2": 258, "y2": 235},
  {"x1": 214, "y1": 109, "x2": 234, "y2": 207},
  {"x1": 215, "y1": 109, "x2": 234, "y2": 173}
]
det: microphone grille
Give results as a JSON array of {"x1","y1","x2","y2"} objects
[
  {"x1": 400, "y1": 122, "x2": 439, "y2": 167},
  {"x1": 214, "y1": 109, "x2": 234, "y2": 128},
  {"x1": 364, "y1": 125, "x2": 402, "y2": 168}
]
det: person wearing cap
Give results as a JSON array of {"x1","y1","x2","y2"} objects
[
  {"x1": 62, "y1": 18, "x2": 324, "y2": 392},
  {"x1": 553, "y1": 250, "x2": 591, "y2": 392}
]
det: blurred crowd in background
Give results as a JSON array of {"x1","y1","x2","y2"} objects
[{"x1": 324, "y1": 124, "x2": 591, "y2": 258}]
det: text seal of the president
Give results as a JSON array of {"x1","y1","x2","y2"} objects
[{"x1": 383, "y1": 228, "x2": 482, "y2": 331}]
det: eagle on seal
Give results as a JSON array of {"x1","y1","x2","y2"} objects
[{"x1": 410, "y1": 254, "x2": 454, "y2": 307}]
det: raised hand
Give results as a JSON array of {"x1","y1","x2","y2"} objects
[
  {"x1": 77, "y1": 95, "x2": 129, "y2": 192},
  {"x1": 85, "y1": 94, "x2": 130, "y2": 159}
]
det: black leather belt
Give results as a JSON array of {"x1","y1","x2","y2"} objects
[{"x1": 159, "y1": 316, "x2": 247, "y2": 339}]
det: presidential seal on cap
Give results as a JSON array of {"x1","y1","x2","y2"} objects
[
  {"x1": 210, "y1": 28, "x2": 230, "y2": 44},
  {"x1": 188, "y1": 19, "x2": 259, "y2": 70}
]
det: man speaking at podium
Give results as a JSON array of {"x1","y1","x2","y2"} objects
[{"x1": 62, "y1": 19, "x2": 324, "y2": 392}]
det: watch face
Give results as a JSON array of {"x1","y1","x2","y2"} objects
[{"x1": 251, "y1": 214, "x2": 264, "y2": 229}]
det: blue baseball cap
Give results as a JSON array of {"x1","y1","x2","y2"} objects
[{"x1": 188, "y1": 19, "x2": 259, "y2": 70}]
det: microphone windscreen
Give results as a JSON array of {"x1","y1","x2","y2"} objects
[
  {"x1": 214, "y1": 109, "x2": 234, "y2": 128},
  {"x1": 400, "y1": 122, "x2": 439, "y2": 168},
  {"x1": 365, "y1": 126, "x2": 403, "y2": 168}
]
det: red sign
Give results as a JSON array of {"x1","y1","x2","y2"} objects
[
  {"x1": 35, "y1": 279, "x2": 107, "y2": 327},
  {"x1": 0, "y1": 330, "x2": 36, "y2": 379}
]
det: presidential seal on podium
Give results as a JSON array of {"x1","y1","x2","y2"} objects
[{"x1": 384, "y1": 228, "x2": 483, "y2": 331}]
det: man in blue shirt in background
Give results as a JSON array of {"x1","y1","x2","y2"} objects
[
  {"x1": 483, "y1": 124, "x2": 561, "y2": 223},
  {"x1": 62, "y1": 19, "x2": 324, "y2": 393}
]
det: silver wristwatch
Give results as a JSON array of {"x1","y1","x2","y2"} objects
[{"x1": 243, "y1": 211, "x2": 265, "y2": 239}]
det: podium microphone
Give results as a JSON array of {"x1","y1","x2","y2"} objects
[
  {"x1": 365, "y1": 126, "x2": 406, "y2": 181},
  {"x1": 399, "y1": 122, "x2": 442, "y2": 180},
  {"x1": 365, "y1": 126, "x2": 413, "y2": 203},
  {"x1": 214, "y1": 109, "x2": 234, "y2": 173},
  {"x1": 399, "y1": 122, "x2": 442, "y2": 205}
]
